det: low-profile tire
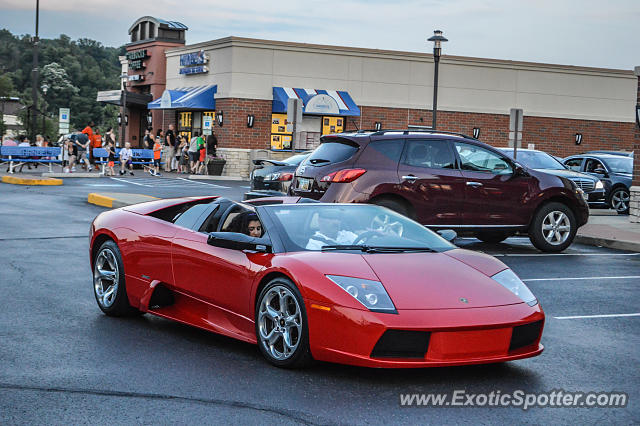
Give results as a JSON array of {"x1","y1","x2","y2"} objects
[
  {"x1": 371, "y1": 198, "x2": 409, "y2": 218},
  {"x1": 476, "y1": 232, "x2": 510, "y2": 244},
  {"x1": 255, "y1": 277, "x2": 312, "y2": 368},
  {"x1": 93, "y1": 240, "x2": 140, "y2": 317},
  {"x1": 528, "y1": 202, "x2": 577, "y2": 253},
  {"x1": 609, "y1": 187, "x2": 630, "y2": 215}
]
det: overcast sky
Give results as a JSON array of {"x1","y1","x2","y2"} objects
[{"x1": 1, "y1": 0, "x2": 639, "y2": 70}]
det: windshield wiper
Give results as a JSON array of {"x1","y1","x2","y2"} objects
[
  {"x1": 321, "y1": 245, "x2": 371, "y2": 252},
  {"x1": 366, "y1": 246, "x2": 436, "y2": 253},
  {"x1": 309, "y1": 158, "x2": 331, "y2": 165},
  {"x1": 320, "y1": 245, "x2": 435, "y2": 253}
]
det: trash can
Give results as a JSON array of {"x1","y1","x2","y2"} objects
[{"x1": 207, "y1": 157, "x2": 226, "y2": 175}]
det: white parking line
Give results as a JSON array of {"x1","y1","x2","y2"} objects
[
  {"x1": 554, "y1": 313, "x2": 640, "y2": 320},
  {"x1": 110, "y1": 177, "x2": 153, "y2": 187},
  {"x1": 523, "y1": 276, "x2": 640, "y2": 282},
  {"x1": 176, "y1": 177, "x2": 229, "y2": 188}
]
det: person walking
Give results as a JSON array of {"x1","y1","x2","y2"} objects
[
  {"x1": 165, "y1": 124, "x2": 176, "y2": 172},
  {"x1": 177, "y1": 135, "x2": 188, "y2": 174},
  {"x1": 207, "y1": 131, "x2": 218, "y2": 157},
  {"x1": 188, "y1": 131, "x2": 200, "y2": 174},
  {"x1": 105, "y1": 140, "x2": 116, "y2": 176},
  {"x1": 152, "y1": 135, "x2": 162, "y2": 176},
  {"x1": 73, "y1": 130, "x2": 91, "y2": 171},
  {"x1": 82, "y1": 121, "x2": 95, "y2": 170},
  {"x1": 197, "y1": 134, "x2": 206, "y2": 174}
]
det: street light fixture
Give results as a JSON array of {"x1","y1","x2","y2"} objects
[
  {"x1": 40, "y1": 83, "x2": 49, "y2": 137},
  {"x1": 427, "y1": 30, "x2": 448, "y2": 130}
]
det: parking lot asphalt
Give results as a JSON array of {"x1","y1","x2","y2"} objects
[{"x1": 1, "y1": 180, "x2": 639, "y2": 424}]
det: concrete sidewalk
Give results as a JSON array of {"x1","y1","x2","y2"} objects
[{"x1": 576, "y1": 210, "x2": 640, "y2": 252}]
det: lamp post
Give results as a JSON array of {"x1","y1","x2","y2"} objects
[
  {"x1": 120, "y1": 73, "x2": 127, "y2": 146},
  {"x1": 427, "y1": 30, "x2": 448, "y2": 130},
  {"x1": 41, "y1": 83, "x2": 48, "y2": 137},
  {"x1": 31, "y1": 0, "x2": 40, "y2": 142}
]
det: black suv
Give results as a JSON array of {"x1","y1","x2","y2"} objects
[{"x1": 291, "y1": 130, "x2": 589, "y2": 252}]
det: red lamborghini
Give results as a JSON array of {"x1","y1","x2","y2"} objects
[{"x1": 89, "y1": 196, "x2": 544, "y2": 368}]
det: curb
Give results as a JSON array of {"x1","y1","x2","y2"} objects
[
  {"x1": 2, "y1": 175, "x2": 63, "y2": 186},
  {"x1": 87, "y1": 192, "x2": 159, "y2": 209},
  {"x1": 87, "y1": 193, "x2": 116, "y2": 208},
  {"x1": 188, "y1": 174, "x2": 248, "y2": 182},
  {"x1": 575, "y1": 235, "x2": 640, "y2": 253},
  {"x1": 43, "y1": 173, "x2": 102, "y2": 178}
]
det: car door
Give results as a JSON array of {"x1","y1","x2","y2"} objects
[
  {"x1": 583, "y1": 157, "x2": 613, "y2": 191},
  {"x1": 563, "y1": 157, "x2": 584, "y2": 172},
  {"x1": 453, "y1": 141, "x2": 532, "y2": 226},
  {"x1": 396, "y1": 139, "x2": 465, "y2": 226},
  {"x1": 171, "y1": 203, "x2": 269, "y2": 330}
]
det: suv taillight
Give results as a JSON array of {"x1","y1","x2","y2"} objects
[{"x1": 321, "y1": 168, "x2": 366, "y2": 183}]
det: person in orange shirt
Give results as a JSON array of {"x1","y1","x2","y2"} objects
[
  {"x1": 152, "y1": 136, "x2": 162, "y2": 176},
  {"x1": 82, "y1": 121, "x2": 97, "y2": 170},
  {"x1": 92, "y1": 128, "x2": 104, "y2": 170}
]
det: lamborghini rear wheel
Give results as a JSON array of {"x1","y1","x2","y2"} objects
[{"x1": 255, "y1": 277, "x2": 312, "y2": 368}]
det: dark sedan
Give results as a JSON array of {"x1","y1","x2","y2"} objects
[
  {"x1": 244, "y1": 153, "x2": 310, "y2": 200},
  {"x1": 497, "y1": 148, "x2": 605, "y2": 205},
  {"x1": 563, "y1": 154, "x2": 633, "y2": 214}
]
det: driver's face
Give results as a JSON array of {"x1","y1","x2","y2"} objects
[
  {"x1": 318, "y1": 216, "x2": 340, "y2": 239},
  {"x1": 247, "y1": 220, "x2": 262, "y2": 238}
]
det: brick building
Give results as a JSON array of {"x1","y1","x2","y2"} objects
[{"x1": 104, "y1": 16, "x2": 639, "y2": 181}]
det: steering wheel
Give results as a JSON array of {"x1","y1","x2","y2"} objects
[
  {"x1": 370, "y1": 213, "x2": 404, "y2": 237},
  {"x1": 353, "y1": 230, "x2": 385, "y2": 245}
]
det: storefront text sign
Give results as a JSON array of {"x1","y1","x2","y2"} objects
[{"x1": 305, "y1": 94, "x2": 339, "y2": 115}]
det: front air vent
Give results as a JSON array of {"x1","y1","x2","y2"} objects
[
  {"x1": 509, "y1": 320, "x2": 543, "y2": 351},
  {"x1": 371, "y1": 330, "x2": 430, "y2": 359}
]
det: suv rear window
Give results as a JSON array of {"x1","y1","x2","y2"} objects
[{"x1": 306, "y1": 138, "x2": 358, "y2": 165}]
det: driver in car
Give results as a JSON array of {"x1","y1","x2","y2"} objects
[{"x1": 306, "y1": 210, "x2": 358, "y2": 250}]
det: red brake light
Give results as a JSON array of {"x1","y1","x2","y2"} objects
[
  {"x1": 279, "y1": 173, "x2": 293, "y2": 181},
  {"x1": 321, "y1": 168, "x2": 366, "y2": 183}
]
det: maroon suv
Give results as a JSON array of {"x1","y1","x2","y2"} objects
[{"x1": 291, "y1": 130, "x2": 589, "y2": 252}]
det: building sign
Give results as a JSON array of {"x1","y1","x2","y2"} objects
[
  {"x1": 126, "y1": 49, "x2": 150, "y2": 70},
  {"x1": 97, "y1": 90, "x2": 122, "y2": 103},
  {"x1": 180, "y1": 50, "x2": 209, "y2": 75},
  {"x1": 179, "y1": 65, "x2": 208, "y2": 75},
  {"x1": 180, "y1": 50, "x2": 208, "y2": 66},
  {"x1": 304, "y1": 94, "x2": 339, "y2": 115},
  {"x1": 128, "y1": 74, "x2": 145, "y2": 81},
  {"x1": 203, "y1": 115, "x2": 213, "y2": 135}
]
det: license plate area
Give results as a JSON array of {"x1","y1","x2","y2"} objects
[{"x1": 297, "y1": 177, "x2": 312, "y2": 191}]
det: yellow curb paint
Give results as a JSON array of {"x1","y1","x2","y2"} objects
[
  {"x1": 1, "y1": 176, "x2": 63, "y2": 186},
  {"x1": 87, "y1": 193, "x2": 114, "y2": 208}
]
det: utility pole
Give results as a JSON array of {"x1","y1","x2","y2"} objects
[{"x1": 31, "y1": 0, "x2": 39, "y2": 142}]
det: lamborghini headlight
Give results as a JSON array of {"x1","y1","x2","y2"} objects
[
  {"x1": 492, "y1": 269, "x2": 537, "y2": 306},
  {"x1": 326, "y1": 275, "x2": 396, "y2": 313}
]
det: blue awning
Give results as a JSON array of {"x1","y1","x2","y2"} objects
[
  {"x1": 272, "y1": 87, "x2": 360, "y2": 116},
  {"x1": 148, "y1": 85, "x2": 217, "y2": 110}
]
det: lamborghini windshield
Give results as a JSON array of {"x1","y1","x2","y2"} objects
[{"x1": 263, "y1": 204, "x2": 455, "y2": 253}]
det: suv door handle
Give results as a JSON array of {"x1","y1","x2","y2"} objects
[
  {"x1": 466, "y1": 181, "x2": 483, "y2": 187},
  {"x1": 402, "y1": 175, "x2": 418, "y2": 181}
]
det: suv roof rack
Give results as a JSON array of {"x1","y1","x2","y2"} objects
[{"x1": 369, "y1": 128, "x2": 476, "y2": 139}]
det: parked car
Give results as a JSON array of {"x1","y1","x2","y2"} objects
[
  {"x1": 291, "y1": 129, "x2": 589, "y2": 252},
  {"x1": 563, "y1": 153, "x2": 633, "y2": 214},
  {"x1": 497, "y1": 148, "x2": 605, "y2": 205},
  {"x1": 584, "y1": 150, "x2": 634, "y2": 158},
  {"x1": 244, "y1": 152, "x2": 310, "y2": 200},
  {"x1": 90, "y1": 196, "x2": 544, "y2": 368}
]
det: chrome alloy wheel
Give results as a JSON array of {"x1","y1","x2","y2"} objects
[
  {"x1": 94, "y1": 248, "x2": 119, "y2": 308},
  {"x1": 371, "y1": 213, "x2": 404, "y2": 237},
  {"x1": 611, "y1": 189, "x2": 630, "y2": 213},
  {"x1": 541, "y1": 210, "x2": 571, "y2": 245},
  {"x1": 258, "y1": 285, "x2": 302, "y2": 361}
]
